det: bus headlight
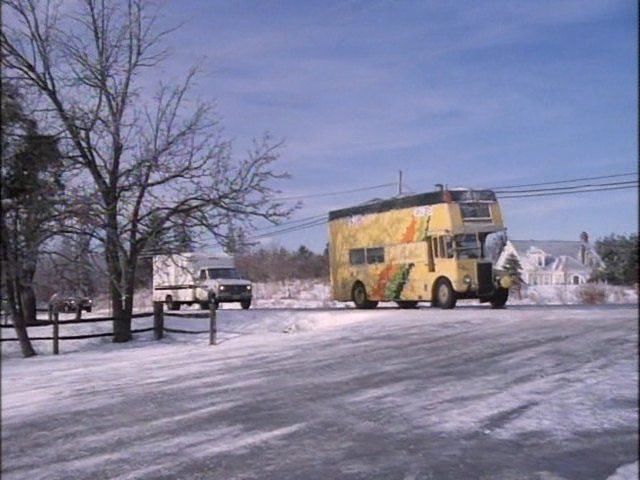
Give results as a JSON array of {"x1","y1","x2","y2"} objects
[
  {"x1": 499, "y1": 276, "x2": 513, "y2": 289},
  {"x1": 219, "y1": 285, "x2": 225, "y2": 291},
  {"x1": 463, "y1": 275, "x2": 472, "y2": 285}
]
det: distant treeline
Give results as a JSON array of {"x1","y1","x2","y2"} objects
[
  {"x1": 236, "y1": 245, "x2": 329, "y2": 282},
  {"x1": 33, "y1": 244, "x2": 329, "y2": 303}
]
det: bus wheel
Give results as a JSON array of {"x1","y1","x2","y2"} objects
[
  {"x1": 434, "y1": 279, "x2": 457, "y2": 309},
  {"x1": 166, "y1": 295, "x2": 180, "y2": 311},
  {"x1": 352, "y1": 282, "x2": 378, "y2": 309},
  {"x1": 490, "y1": 288, "x2": 509, "y2": 309},
  {"x1": 396, "y1": 301, "x2": 418, "y2": 309}
]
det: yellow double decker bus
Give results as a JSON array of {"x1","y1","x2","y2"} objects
[{"x1": 328, "y1": 188, "x2": 512, "y2": 309}]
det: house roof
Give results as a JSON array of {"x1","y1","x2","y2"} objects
[
  {"x1": 508, "y1": 239, "x2": 604, "y2": 272},
  {"x1": 549, "y1": 255, "x2": 590, "y2": 273},
  {"x1": 511, "y1": 240, "x2": 585, "y2": 259}
]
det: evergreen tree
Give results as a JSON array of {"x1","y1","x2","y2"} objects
[
  {"x1": 502, "y1": 253, "x2": 524, "y2": 298},
  {"x1": 502, "y1": 253, "x2": 523, "y2": 280},
  {"x1": 1, "y1": 82, "x2": 65, "y2": 356},
  {"x1": 595, "y1": 234, "x2": 638, "y2": 285}
]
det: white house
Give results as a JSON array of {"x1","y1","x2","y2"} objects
[{"x1": 496, "y1": 234, "x2": 605, "y2": 286}]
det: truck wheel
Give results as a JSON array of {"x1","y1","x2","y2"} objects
[
  {"x1": 490, "y1": 288, "x2": 509, "y2": 309},
  {"x1": 434, "y1": 279, "x2": 456, "y2": 309},
  {"x1": 352, "y1": 282, "x2": 378, "y2": 309},
  {"x1": 240, "y1": 300, "x2": 251, "y2": 310},
  {"x1": 165, "y1": 295, "x2": 180, "y2": 311}
]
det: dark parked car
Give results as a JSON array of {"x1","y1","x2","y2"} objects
[{"x1": 49, "y1": 292, "x2": 93, "y2": 313}]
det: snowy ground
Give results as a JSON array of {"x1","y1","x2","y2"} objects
[{"x1": 1, "y1": 301, "x2": 638, "y2": 479}]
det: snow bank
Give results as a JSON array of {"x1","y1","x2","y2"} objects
[
  {"x1": 508, "y1": 284, "x2": 637, "y2": 306},
  {"x1": 607, "y1": 461, "x2": 639, "y2": 480}
]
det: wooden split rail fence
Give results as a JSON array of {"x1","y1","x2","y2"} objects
[{"x1": 1, "y1": 301, "x2": 218, "y2": 354}]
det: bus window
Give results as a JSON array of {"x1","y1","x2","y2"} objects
[
  {"x1": 432, "y1": 237, "x2": 439, "y2": 258},
  {"x1": 454, "y1": 234, "x2": 481, "y2": 259},
  {"x1": 460, "y1": 202, "x2": 491, "y2": 220},
  {"x1": 426, "y1": 237, "x2": 435, "y2": 272},
  {"x1": 366, "y1": 247, "x2": 385, "y2": 264},
  {"x1": 441, "y1": 236, "x2": 454, "y2": 259},
  {"x1": 349, "y1": 249, "x2": 365, "y2": 265}
]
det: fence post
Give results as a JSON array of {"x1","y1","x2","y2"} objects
[
  {"x1": 153, "y1": 301, "x2": 164, "y2": 340},
  {"x1": 53, "y1": 309, "x2": 59, "y2": 355},
  {"x1": 209, "y1": 300, "x2": 217, "y2": 346}
]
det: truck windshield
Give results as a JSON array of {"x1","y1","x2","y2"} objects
[{"x1": 206, "y1": 268, "x2": 241, "y2": 279}]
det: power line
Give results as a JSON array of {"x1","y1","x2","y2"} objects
[
  {"x1": 250, "y1": 218, "x2": 327, "y2": 240},
  {"x1": 271, "y1": 172, "x2": 635, "y2": 203},
  {"x1": 275, "y1": 182, "x2": 395, "y2": 201},
  {"x1": 490, "y1": 172, "x2": 636, "y2": 190},
  {"x1": 253, "y1": 213, "x2": 326, "y2": 233},
  {"x1": 498, "y1": 184, "x2": 637, "y2": 199},
  {"x1": 494, "y1": 179, "x2": 638, "y2": 195},
  {"x1": 250, "y1": 172, "x2": 637, "y2": 239}
]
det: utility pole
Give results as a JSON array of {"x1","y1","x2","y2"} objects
[{"x1": 398, "y1": 170, "x2": 403, "y2": 196}]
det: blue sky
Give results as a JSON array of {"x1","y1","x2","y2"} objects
[{"x1": 163, "y1": 0, "x2": 637, "y2": 252}]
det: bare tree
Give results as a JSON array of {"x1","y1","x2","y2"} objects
[{"x1": 2, "y1": 0, "x2": 295, "y2": 342}]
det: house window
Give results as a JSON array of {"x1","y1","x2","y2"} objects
[{"x1": 572, "y1": 275, "x2": 580, "y2": 285}]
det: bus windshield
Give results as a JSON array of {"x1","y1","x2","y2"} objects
[
  {"x1": 453, "y1": 231, "x2": 507, "y2": 260},
  {"x1": 454, "y1": 234, "x2": 481, "y2": 259}
]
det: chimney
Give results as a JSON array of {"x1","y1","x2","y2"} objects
[{"x1": 579, "y1": 232, "x2": 588, "y2": 264}]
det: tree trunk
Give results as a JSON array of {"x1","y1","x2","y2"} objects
[
  {"x1": 111, "y1": 286, "x2": 131, "y2": 343},
  {"x1": 118, "y1": 267, "x2": 137, "y2": 341},
  {"x1": 20, "y1": 284, "x2": 37, "y2": 325},
  {"x1": 12, "y1": 311, "x2": 37, "y2": 357},
  {"x1": 6, "y1": 278, "x2": 37, "y2": 357}
]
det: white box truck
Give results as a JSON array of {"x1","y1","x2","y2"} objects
[{"x1": 152, "y1": 253, "x2": 252, "y2": 310}]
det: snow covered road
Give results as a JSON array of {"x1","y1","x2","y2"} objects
[{"x1": 2, "y1": 305, "x2": 638, "y2": 479}]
